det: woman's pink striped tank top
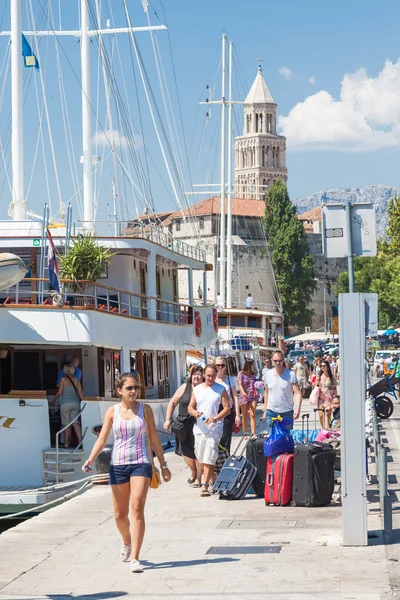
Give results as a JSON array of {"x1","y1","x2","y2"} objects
[{"x1": 110, "y1": 402, "x2": 151, "y2": 466}]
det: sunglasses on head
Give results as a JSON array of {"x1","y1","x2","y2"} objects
[{"x1": 125, "y1": 385, "x2": 141, "y2": 392}]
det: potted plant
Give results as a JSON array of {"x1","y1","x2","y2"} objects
[
  {"x1": 0, "y1": 344, "x2": 10, "y2": 359},
  {"x1": 59, "y1": 234, "x2": 115, "y2": 303}
]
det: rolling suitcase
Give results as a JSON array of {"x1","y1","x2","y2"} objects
[
  {"x1": 213, "y1": 436, "x2": 256, "y2": 500},
  {"x1": 292, "y1": 414, "x2": 335, "y2": 507},
  {"x1": 246, "y1": 435, "x2": 267, "y2": 498},
  {"x1": 264, "y1": 453, "x2": 294, "y2": 506}
]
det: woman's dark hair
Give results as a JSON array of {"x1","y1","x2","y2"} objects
[
  {"x1": 321, "y1": 361, "x2": 334, "y2": 381},
  {"x1": 115, "y1": 371, "x2": 141, "y2": 393},
  {"x1": 188, "y1": 365, "x2": 204, "y2": 383},
  {"x1": 242, "y1": 359, "x2": 254, "y2": 375}
]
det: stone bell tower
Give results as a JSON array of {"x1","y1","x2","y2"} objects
[{"x1": 235, "y1": 65, "x2": 287, "y2": 199}]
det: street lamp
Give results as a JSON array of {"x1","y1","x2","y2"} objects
[{"x1": 314, "y1": 278, "x2": 327, "y2": 336}]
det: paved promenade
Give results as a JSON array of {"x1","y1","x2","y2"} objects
[{"x1": 1, "y1": 406, "x2": 400, "y2": 600}]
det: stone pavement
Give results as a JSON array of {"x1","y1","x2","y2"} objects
[{"x1": 0, "y1": 406, "x2": 399, "y2": 600}]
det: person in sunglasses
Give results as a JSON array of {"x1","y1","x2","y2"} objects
[
  {"x1": 215, "y1": 357, "x2": 241, "y2": 453},
  {"x1": 262, "y1": 350, "x2": 302, "y2": 433},
  {"x1": 82, "y1": 372, "x2": 171, "y2": 573}
]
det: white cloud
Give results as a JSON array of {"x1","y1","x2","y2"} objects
[
  {"x1": 93, "y1": 128, "x2": 142, "y2": 149},
  {"x1": 279, "y1": 66, "x2": 293, "y2": 81},
  {"x1": 279, "y1": 58, "x2": 400, "y2": 151},
  {"x1": 308, "y1": 76, "x2": 316, "y2": 85}
]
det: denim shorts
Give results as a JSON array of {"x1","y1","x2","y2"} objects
[{"x1": 109, "y1": 463, "x2": 152, "y2": 485}]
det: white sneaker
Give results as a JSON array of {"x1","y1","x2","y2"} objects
[
  {"x1": 120, "y1": 543, "x2": 132, "y2": 562},
  {"x1": 130, "y1": 559, "x2": 144, "y2": 573}
]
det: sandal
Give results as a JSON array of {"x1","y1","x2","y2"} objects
[
  {"x1": 201, "y1": 484, "x2": 211, "y2": 497},
  {"x1": 192, "y1": 482, "x2": 202, "y2": 488},
  {"x1": 187, "y1": 476, "x2": 196, "y2": 484}
]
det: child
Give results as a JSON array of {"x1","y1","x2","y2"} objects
[{"x1": 330, "y1": 395, "x2": 340, "y2": 429}]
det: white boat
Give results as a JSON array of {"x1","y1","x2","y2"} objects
[
  {"x1": 0, "y1": 253, "x2": 28, "y2": 290},
  {"x1": 0, "y1": 2, "x2": 217, "y2": 517}
]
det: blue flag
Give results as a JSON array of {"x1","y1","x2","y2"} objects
[{"x1": 22, "y1": 34, "x2": 39, "y2": 70}]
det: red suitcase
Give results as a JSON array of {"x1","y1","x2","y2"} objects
[{"x1": 264, "y1": 453, "x2": 294, "y2": 506}]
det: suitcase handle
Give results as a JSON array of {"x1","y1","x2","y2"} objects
[
  {"x1": 232, "y1": 434, "x2": 252, "y2": 458},
  {"x1": 266, "y1": 472, "x2": 273, "y2": 486}
]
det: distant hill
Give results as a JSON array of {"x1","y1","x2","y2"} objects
[{"x1": 294, "y1": 184, "x2": 400, "y2": 237}]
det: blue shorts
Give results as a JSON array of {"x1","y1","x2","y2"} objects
[{"x1": 109, "y1": 463, "x2": 152, "y2": 485}]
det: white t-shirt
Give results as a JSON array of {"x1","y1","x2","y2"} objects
[
  {"x1": 218, "y1": 376, "x2": 236, "y2": 408},
  {"x1": 246, "y1": 296, "x2": 254, "y2": 308},
  {"x1": 264, "y1": 368, "x2": 298, "y2": 414},
  {"x1": 193, "y1": 382, "x2": 225, "y2": 438}
]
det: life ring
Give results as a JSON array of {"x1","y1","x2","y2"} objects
[
  {"x1": 195, "y1": 311, "x2": 202, "y2": 337},
  {"x1": 213, "y1": 308, "x2": 218, "y2": 332}
]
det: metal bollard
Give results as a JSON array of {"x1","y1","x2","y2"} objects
[
  {"x1": 378, "y1": 444, "x2": 393, "y2": 540},
  {"x1": 372, "y1": 415, "x2": 380, "y2": 480}
]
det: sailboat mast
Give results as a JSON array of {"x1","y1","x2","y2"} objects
[
  {"x1": 10, "y1": 0, "x2": 25, "y2": 221},
  {"x1": 81, "y1": 0, "x2": 94, "y2": 230},
  {"x1": 226, "y1": 41, "x2": 233, "y2": 308},
  {"x1": 219, "y1": 34, "x2": 227, "y2": 307}
]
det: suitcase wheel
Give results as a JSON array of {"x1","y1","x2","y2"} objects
[{"x1": 290, "y1": 501, "x2": 297, "y2": 507}]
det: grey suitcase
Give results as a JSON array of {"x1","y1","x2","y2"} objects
[{"x1": 213, "y1": 436, "x2": 257, "y2": 500}]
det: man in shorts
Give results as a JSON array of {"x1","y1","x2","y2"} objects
[
  {"x1": 262, "y1": 350, "x2": 302, "y2": 433},
  {"x1": 292, "y1": 355, "x2": 310, "y2": 397}
]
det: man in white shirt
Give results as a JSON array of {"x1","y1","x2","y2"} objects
[
  {"x1": 292, "y1": 355, "x2": 310, "y2": 396},
  {"x1": 245, "y1": 293, "x2": 254, "y2": 309},
  {"x1": 295, "y1": 341, "x2": 300, "y2": 351},
  {"x1": 262, "y1": 350, "x2": 302, "y2": 433}
]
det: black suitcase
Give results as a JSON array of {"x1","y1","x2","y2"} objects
[
  {"x1": 246, "y1": 435, "x2": 267, "y2": 498},
  {"x1": 292, "y1": 443, "x2": 335, "y2": 507},
  {"x1": 213, "y1": 436, "x2": 257, "y2": 500}
]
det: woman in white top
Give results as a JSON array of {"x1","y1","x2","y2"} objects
[
  {"x1": 215, "y1": 356, "x2": 241, "y2": 453},
  {"x1": 188, "y1": 364, "x2": 230, "y2": 497}
]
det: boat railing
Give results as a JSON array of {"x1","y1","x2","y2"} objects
[
  {"x1": 72, "y1": 220, "x2": 207, "y2": 263},
  {"x1": 55, "y1": 402, "x2": 88, "y2": 484},
  {"x1": 2, "y1": 278, "x2": 194, "y2": 325}
]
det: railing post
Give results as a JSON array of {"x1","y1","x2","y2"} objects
[
  {"x1": 15, "y1": 282, "x2": 19, "y2": 303},
  {"x1": 378, "y1": 444, "x2": 393, "y2": 540},
  {"x1": 117, "y1": 291, "x2": 121, "y2": 313},
  {"x1": 129, "y1": 294, "x2": 133, "y2": 317},
  {"x1": 106, "y1": 289, "x2": 110, "y2": 311},
  {"x1": 94, "y1": 285, "x2": 98, "y2": 308}
]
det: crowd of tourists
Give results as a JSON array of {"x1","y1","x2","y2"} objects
[{"x1": 80, "y1": 347, "x2": 341, "y2": 574}]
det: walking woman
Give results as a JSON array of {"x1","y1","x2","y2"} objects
[
  {"x1": 188, "y1": 364, "x2": 230, "y2": 497},
  {"x1": 82, "y1": 372, "x2": 171, "y2": 573},
  {"x1": 316, "y1": 360, "x2": 337, "y2": 429},
  {"x1": 163, "y1": 365, "x2": 204, "y2": 486},
  {"x1": 215, "y1": 357, "x2": 241, "y2": 453},
  {"x1": 237, "y1": 359, "x2": 257, "y2": 437}
]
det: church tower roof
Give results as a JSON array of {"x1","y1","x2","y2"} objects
[{"x1": 244, "y1": 66, "x2": 275, "y2": 105}]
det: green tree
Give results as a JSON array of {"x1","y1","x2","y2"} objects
[
  {"x1": 335, "y1": 196, "x2": 400, "y2": 328},
  {"x1": 263, "y1": 179, "x2": 316, "y2": 329}
]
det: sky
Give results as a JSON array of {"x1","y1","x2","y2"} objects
[{"x1": 0, "y1": 0, "x2": 400, "y2": 222}]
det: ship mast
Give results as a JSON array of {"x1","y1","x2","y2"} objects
[
  {"x1": 10, "y1": 0, "x2": 25, "y2": 221},
  {"x1": 81, "y1": 0, "x2": 94, "y2": 230}
]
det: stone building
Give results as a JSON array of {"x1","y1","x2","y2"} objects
[{"x1": 235, "y1": 66, "x2": 287, "y2": 199}]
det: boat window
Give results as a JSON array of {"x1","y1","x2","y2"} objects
[
  {"x1": 175, "y1": 219, "x2": 181, "y2": 232},
  {"x1": 247, "y1": 316, "x2": 261, "y2": 328},
  {"x1": 231, "y1": 316, "x2": 245, "y2": 327},
  {"x1": 218, "y1": 315, "x2": 228, "y2": 327}
]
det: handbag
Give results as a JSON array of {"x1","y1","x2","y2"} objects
[
  {"x1": 214, "y1": 444, "x2": 229, "y2": 475},
  {"x1": 143, "y1": 404, "x2": 161, "y2": 489},
  {"x1": 170, "y1": 415, "x2": 191, "y2": 441},
  {"x1": 309, "y1": 385, "x2": 321, "y2": 406}
]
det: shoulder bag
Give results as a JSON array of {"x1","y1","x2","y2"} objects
[
  {"x1": 227, "y1": 377, "x2": 241, "y2": 434},
  {"x1": 170, "y1": 383, "x2": 192, "y2": 441},
  {"x1": 143, "y1": 404, "x2": 161, "y2": 489}
]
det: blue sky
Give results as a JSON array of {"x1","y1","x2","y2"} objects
[{"x1": 0, "y1": 0, "x2": 400, "y2": 221}]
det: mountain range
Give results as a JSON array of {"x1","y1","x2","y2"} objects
[{"x1": 294, "y1": 184, "x2": 399, "y2": 237}]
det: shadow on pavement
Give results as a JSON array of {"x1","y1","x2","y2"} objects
[
  {"x1": 368, "y1": 529, "x2": 400, "y2": 546},
  {"x1": 141, "y1": 557, "x2": 240, "y2": 569}
]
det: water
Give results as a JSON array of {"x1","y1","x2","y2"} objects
[{"x1": 0, "y1": 518, "x2": 25, "y2": 534}]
